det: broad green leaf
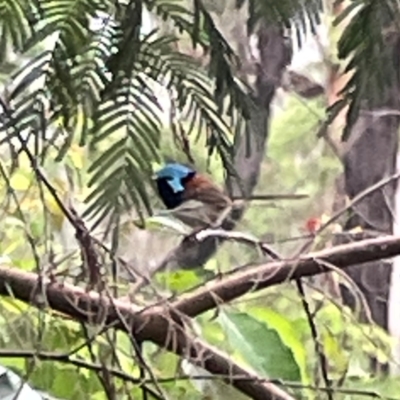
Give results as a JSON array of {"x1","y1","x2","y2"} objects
[
  {"x1": 218, "y1": 310, "x2": 301, "y2": 381},
  {"x1": 249, "y1": 306, "x2": 309, "y2": 384},
  {"x1": 12, "y1": 257, "x2": 37, "y2": 271},
  {"x1": 42, "y1": 321, "x2": 82, "y2": 351},
  {"x1": 317, "y1": 303, "x2": 346, "y2": 335},
  {"x1": 113, "y1": 331, "x2": 140, "y2": 375},
  {"x1": 146, "y1": 347, "x2": 179, "y2": 377}
]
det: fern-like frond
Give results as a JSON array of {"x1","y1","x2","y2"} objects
[
  {"x1": 147, "y1": 0, "x2": 251, "y2": 131},
  {"x1": 84, "y1": 74, "x2": 163, "y2": 226},
  {"x1": 66, "y1": 16, "x2": 117, "y2": 148},
  {"x1": 0, "y1": 0, "x2": 33, "y2": 61},
  {"x1": 140, "y1": 34, "x2": 237, "y2": 169},
  {"x1": 19, "y1": 0, "x2": 112, "y2": 128},
  {"x1": 82, "y1": 18, "x2": 245, "y2": 224},
  {"x1": 24, "y1": 0, "x2": 106, "y2": 55},
  {"x1": 5, "y1": 0, "x2": 310, "y2": 224},
  {"x1": 335, "y1": 0, "x2": 400, "y2": 140},
  {"x1": 0, "y1": 50, "x2": 53, "y2": 157},
  {"x1": 239, "y1": 0, "x2": 323, "y2": 42}
]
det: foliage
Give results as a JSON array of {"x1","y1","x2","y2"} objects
[
  {"x1": 0, "y1": 0, "x2": 245, "y2": 228},
  {"x1": 1, "y1": 0, "x2": 396, "y2": 223}
]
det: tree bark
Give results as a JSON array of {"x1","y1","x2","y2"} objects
[
  {"x1": 389, "y1": 153, "x2": 400, "y2": 374},
  {"x1": 339, "y1": 34, "x2": 400, "y2": 373}
]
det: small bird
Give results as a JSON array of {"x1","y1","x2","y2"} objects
[{"x1": 154, "y1": 162, "x2": 232, "y2": 230}]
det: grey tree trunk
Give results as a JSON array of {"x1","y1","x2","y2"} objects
[
  {"x1": 339, "y1": 34, "x2": 400, "y2": 373},
  {"x1": 389, "y1": 153, "x2": 400, "y2": 375}
]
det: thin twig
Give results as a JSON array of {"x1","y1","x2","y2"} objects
[
  {"x1": 80, "y1": 322, "x2": 117, "y2": 400},
  {"x1": 294, "y1": 279, "x2": 332, "y2": 397},
  {"x1": 294, "y1": 171, "x2": 400, "y2": 257}
]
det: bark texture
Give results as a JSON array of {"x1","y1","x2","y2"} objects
[{"x1": 339, "y1": 34, "x2": 400, "y2": 372}]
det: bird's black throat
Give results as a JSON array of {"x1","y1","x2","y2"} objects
[
  {"x1": 156, "y1": 179, "x2": 184, "y2": 209},
  {"x1": 156, "y1": 172, "x2": 196, "y2": 209}
]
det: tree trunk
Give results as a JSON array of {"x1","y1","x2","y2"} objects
[
  {"x1": 339, "y1": 34, "x2": 400, "y2": 373},
  {"x1": 175, "y1": 24, "x2": 291, "y2": 268},
  {"x1": 389, "y1": 153, "x2": 400, "y2": 375}
]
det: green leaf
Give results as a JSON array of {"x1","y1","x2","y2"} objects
[
  {"x1": 249, "y1": 306, "x2": 310, "y2": 384},
  {"x1": 218, "y1": 310, "x2": 301, "y2": 381},
  {"x1": 42, "y1": 320, "x2": 82, "y2": 351}
]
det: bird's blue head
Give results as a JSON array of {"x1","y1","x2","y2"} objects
[{"x1": 154, "y1": 163, "x2": 196, "y2": 209}]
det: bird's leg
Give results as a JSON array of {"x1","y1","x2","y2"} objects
[{"x1": 212, "y1": 204, "x2": 233, "y2": 228}]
